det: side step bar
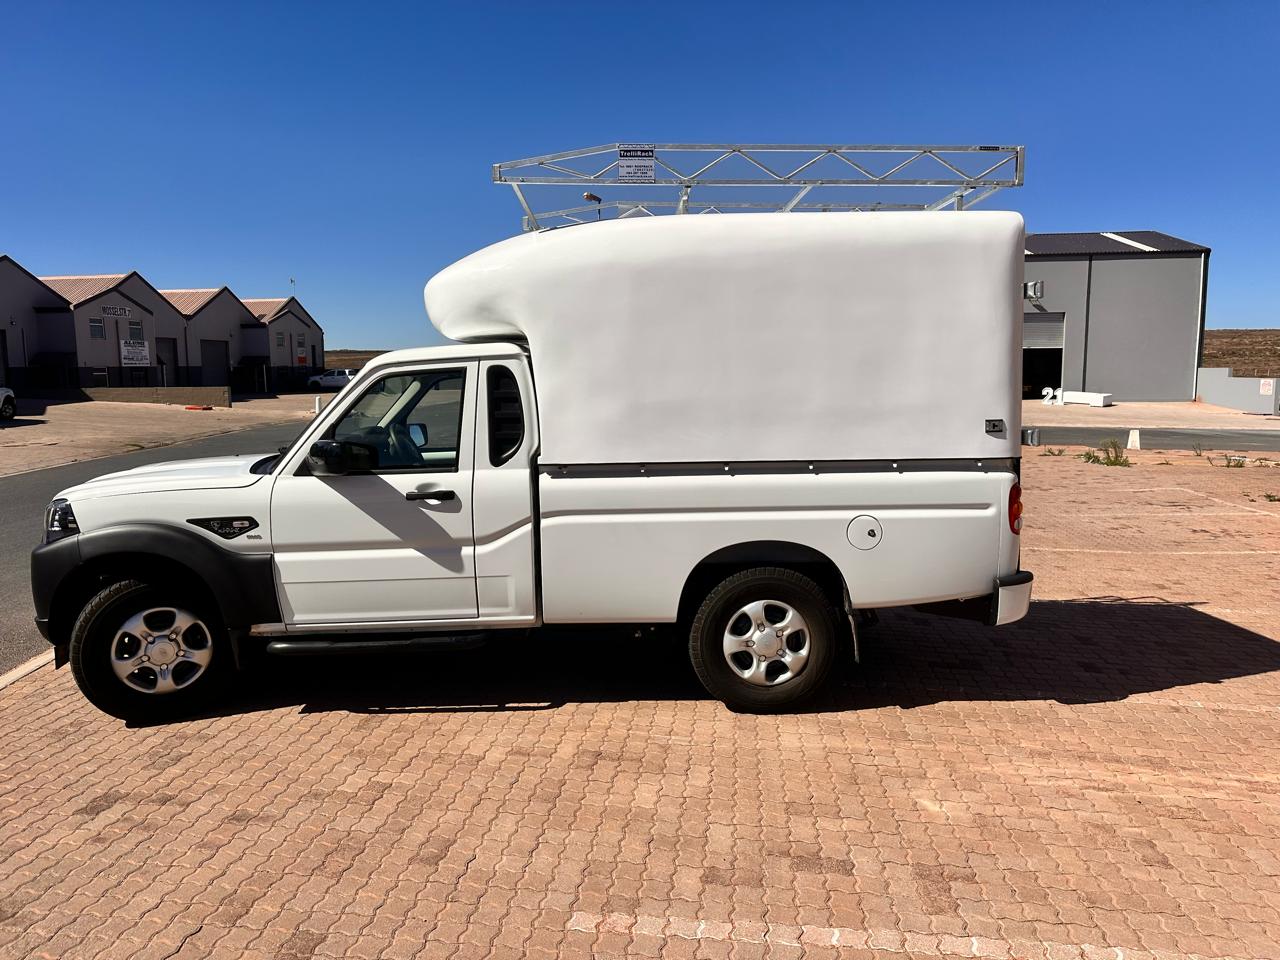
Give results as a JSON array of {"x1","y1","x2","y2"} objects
[{"x1": 265, "y1": 633, "x2": 487, "y2": 656}]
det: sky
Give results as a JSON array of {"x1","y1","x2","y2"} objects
[{"x1": 1, "y1": 1, "x2": 1276, "y2": 348}]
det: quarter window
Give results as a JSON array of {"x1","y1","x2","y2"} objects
[
  {"x1": 89, "y1": 318, "x2": 105, "y2": 340},
  {"x1": 332, "y1": 368, "x2": 465, "y2": 471},
  {"x1": 486, "y1": 366, "x2": 524, "y2": 466}
]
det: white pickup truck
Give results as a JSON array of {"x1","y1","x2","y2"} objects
[{"x1": 32, "y1": 212, "x2": 1031, "y2": 721}]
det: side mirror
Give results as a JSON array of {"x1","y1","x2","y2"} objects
[{"x1": 307, "y1": 440, "x2": 377, "y2": 476}]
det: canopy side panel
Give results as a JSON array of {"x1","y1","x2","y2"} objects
[{"x1": 425, "y1": 212, "x2": 1024, "y2": 464}]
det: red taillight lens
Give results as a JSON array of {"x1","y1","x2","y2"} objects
[{"x1": 1009, "y1": 482, "x2": 1023, "y2": 535}]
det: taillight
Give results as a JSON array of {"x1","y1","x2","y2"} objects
[{"x1": 1009, "y1": 482, "x2": 1023, "y2": 535}]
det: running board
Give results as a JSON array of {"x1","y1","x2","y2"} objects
[{"x1": 265, "y1": 633, "x2": 487, "y2": 656}]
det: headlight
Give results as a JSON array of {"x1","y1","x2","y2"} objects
[{"x1": 44, "y1": 499, "x2": 79, "y2": 542}]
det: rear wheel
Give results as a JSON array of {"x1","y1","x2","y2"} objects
[
  {"x1": 69, "y1": 580, "x2": 228, "y2": 722},
  {"x1": 0, "y1": 397, "x2": 15, "y2": 420},
  {"x1": 689, "y1": 567, "x2": 840, "y2": 711}
]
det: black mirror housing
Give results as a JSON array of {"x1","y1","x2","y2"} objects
[{"x1": 307, "y1": 440, "x2": 377, "y2": 476}]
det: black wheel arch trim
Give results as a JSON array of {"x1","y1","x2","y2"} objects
[{"x1": 31, "y1": 523, "x2": 280, "y2": 649}]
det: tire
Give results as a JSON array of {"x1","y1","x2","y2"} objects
[
  {"x1": 69, "y1": 579, "x2": 229, "y2": 723},
  {"x1": 0, "y1": 398, "x2": 14, "y2": 420},
  {"x1": 689, "y1": 567, "x2": 841, "y2": 712}
]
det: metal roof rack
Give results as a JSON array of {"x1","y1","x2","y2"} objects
[{"x1": 494, "y1": 142, "x2": 1025, "y2": 231}]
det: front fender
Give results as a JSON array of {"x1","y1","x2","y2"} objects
[{"x1": 31, "y1": 523, "x2": 281, "y2": 646}]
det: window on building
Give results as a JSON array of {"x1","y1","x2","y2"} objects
[
  {"x1": 297, "y1": 334, "x2": 305, "y2": 348},
  {"x1": 276, "y1": 331, "x2": 285, "y2": 348},
  {"x1": 128, "y1": 318, "x2": 143, "y2": 340},
  {"x1": 89, "y1": 318, "x2": 105, "y2": 340}
]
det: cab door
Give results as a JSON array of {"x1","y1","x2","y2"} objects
[{"x1": 270, "y1": 361, "x2": 478, "y2": 626}]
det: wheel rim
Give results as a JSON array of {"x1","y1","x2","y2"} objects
[
  {"x1": 109, "y1": 606, "x2": 212, "y2": 695},
  {"x1": 722, "y1": 598, "x2": 811, "y2": 686}
]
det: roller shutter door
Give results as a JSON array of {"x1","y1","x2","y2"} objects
[{"x1": 1023, "y1": 313, "x2": 1065, "y2": 349}]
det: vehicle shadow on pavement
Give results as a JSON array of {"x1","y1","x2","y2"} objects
[
  {"x1": 834, "y1": 598, "x2": 1280, "y2": 711},
  {"x1": 165, "y1": 598, "x2": 1280, "y2": 723}
]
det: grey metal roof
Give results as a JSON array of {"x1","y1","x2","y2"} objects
[{"x1": 1025, "y1": 231, "x2": 1209, "y2": 257}]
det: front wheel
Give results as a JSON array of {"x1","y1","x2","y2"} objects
[
  {"x1": 69, "y1": 580, "x2": 228, "y2": 722},
  {"x1": 689, "y1": 567, "x2": 841, "y2": 712},
  {"x1": 0, "y1": 397, "x2": 15, "y2": 420}
]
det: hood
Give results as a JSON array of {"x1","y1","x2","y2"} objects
[{"x1": 56, "y1": 454, "x2": 271, "y2": 501}]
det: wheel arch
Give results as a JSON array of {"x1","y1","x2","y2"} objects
[
  {"x1": 675, "y1": 540, "x2": 850, "y2": 627},
  {"x1": 45, "y1": 524, "x2": 280, "y2": 647}
]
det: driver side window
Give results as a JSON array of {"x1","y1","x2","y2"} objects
[{"x1": 332, "y1": 368, "x2": 465, "y2": 471}]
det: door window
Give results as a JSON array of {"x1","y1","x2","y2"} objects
[{"x1": 332, "y1": 368, "x2": 465, "y2": 471}]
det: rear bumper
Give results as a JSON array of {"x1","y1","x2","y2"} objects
[
  {"x1": 990, "y1": 570, "x2": 1034, "y2": 626},
  {"x1": 913, "y1": 570, "x2": 1034, "y2": 626}
]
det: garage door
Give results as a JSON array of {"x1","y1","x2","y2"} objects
[
  {"x1": 1023, "y1": 313, "x2": 1065, "y2": 349},
  {"x1": 200, "y1": 339, "x2": 230, "y2": 386}
]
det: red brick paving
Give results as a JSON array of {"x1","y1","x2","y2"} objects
[{"x1": 1, "y1": 454, "x2": 1279, "y2": 959}]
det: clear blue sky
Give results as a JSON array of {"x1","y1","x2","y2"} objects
[{"x1": 2, "y1": 2, "x2": 1275, "y2": 347}]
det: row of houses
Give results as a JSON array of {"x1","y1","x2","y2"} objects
[{"x1": 0, "y1": 254, "x2": 325, "y2": 394}]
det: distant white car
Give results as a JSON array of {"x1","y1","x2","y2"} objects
[
  {"x1": 307, "y1": 369, "x2": 357, "y2": 391},
  {"x1": 0, "y1": 387, "x2": 15, "y2": 421}
]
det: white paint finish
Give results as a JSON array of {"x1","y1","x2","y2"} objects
[
  {"x1": 67, "y1": 473, "x2": 275, "y2": 557},
  {"x1": 470, "y1": 359, "x2": 539, "y2": 620},
  {"x1": 57, "y1": 454, "x2": 269, "y2": 502},
  {"x1": 537, "y1": 469, "x2": 1016, "y2": 622},
  {"x1": 846, "y1": 515, "x2": 882, "y2": 550},
  {"x1": 269, "y1": 360, "x2": 480, "y2": 626},
  {"x1": 425, "y1": 212, "x2": 1024, "y2": 464}
]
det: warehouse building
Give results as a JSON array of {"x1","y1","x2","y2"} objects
[
  {"x1": 240, "y1": 297, "x2": 326, "y2": 390},
  {"x1": 0, "y1": 253, "x2": 324, "y2": 394},
  {"x1": 37, "y1": 272, "x2": 190, "y2": 388},
  {"x1": 1023, "y1": 231, "x2": 1210, "y2": 400},
  {"x1": 159, "y1": 287, "x2": 259, "y2": 387}
]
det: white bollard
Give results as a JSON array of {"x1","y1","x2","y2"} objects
[
  {"x1": 314, "y1": 395, "x2": 322, "y2": 415},
  {"x1": 1126, "y1": 429, "x2": 1141, "y2": 450}
]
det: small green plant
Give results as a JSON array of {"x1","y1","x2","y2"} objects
[
  {"x1": 1264, "y1": 493, "x2": 1280, "y2": 502},
  {"x1": 1077, "y1": 440, "x2": 1131, "y2": 467},
  {"x1": 1221, "y1": 455, "x2": 1247, "y2": 468},
  {"x1": 1039, "y1": 447, "x2": 1066, "y2": 457},
  {"x1": 1191, "y1": 442, "x2": 1204, "y2": 456}
]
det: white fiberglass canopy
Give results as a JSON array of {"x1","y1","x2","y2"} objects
[{"x1": 425, "y1": 212, "x2": 1024, "y2": 465}]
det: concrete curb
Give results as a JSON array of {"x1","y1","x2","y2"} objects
[{"x1": 0, "y1": 651, "x2": 54, "y2": 691}]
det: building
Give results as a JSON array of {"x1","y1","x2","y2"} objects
[
  {"x1": 159, "y1": 288, "x2": 259, "y2": 387},
  {"x1": 1023, "y1": 231, "x2": 1210, "y2": 400},
  {"x1": 240, "y1": 297, "x2": 325, "y2": 390},
  {"x1": 0, "y1": 255, "x2": 68, "y2": 390},
  {"x1": 0, "y1": 253, "x2": 325, "y2": 395},
  {"x1": 38, "y1": 272, "x2": 191, "y2": 388}
]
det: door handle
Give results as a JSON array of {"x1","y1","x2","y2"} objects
[{"x1": 406, "y1": 489, "x2": 456, "y2": 502}]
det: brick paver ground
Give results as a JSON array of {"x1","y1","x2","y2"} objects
[{"x1": 2, "y1": 453, "x2": 1279, "y2": 959}]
